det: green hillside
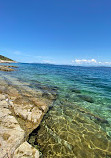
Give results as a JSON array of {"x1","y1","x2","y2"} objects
[{"x1": 0, "y1": 55, "x2": 14, "y2": 61}]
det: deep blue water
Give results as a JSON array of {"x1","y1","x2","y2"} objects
[{"x1": 1, "y1": 63, "x2": 111, "y2": 157}]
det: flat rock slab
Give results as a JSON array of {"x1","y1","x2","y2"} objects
[
  {"x1": 13, "y1": 141, "x2": 39, "y2": 158},
  {"x1": 0, "y1": 75, "x2": 56, "y2": 158},
  {"x1": 0, "y1": 96, "x2": 40, "y2": 158},
  {"x1": 0, "y1": 103, "x2": 25, "y2": 158},
  {"x1": 0, "y1": 65, "x2": 18, "y2": 72}
]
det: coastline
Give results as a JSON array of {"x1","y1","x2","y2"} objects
[
  {"x1": 0, "y1": 59, "x2": 17, "y2": 63},
  {"x1": 0, "y1": 73, "x2": 57, "y2": 157},
  {"x1": 1, "y1": 63, "x2": 111, "y2": 157},
  {"x1": 0, "y1": 59, "x2": 18, "y2": 71}
]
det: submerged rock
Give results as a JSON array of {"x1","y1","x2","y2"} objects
[
  {"x1": 77, "y1": 108, "x2": 109, "y2": 124},
  {"x1": 70, "y1": 87, "x2": 81, "y2": 93},
  {"x1": 90, "y1": 115, "x2": 109, "y2": 124},
  {"x1": 77, "y1": 94, "x2": 94, "y2": 103},
  {"x1": 42, "y1": 91, "x2": 57, "y2": 100},
  {"x1": 35, "y1": 84, "x2": 58, "y2": 92},
  {"x1": 7, "y1": 65, "x2": 18, "y2": 68},
  {"x1": 28, "y1": 104, "x2": 111, "y2": 158},
  {"x1": 5, "y1": 86, "x2": 19, "y2": 100}
]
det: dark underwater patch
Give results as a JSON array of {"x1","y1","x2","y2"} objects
[
  {"x1": 70, "y1": 87, "x2": 81, "y2": 93},
  {"x1": 77, "y1": 94, "x2": 94, "y2": 103}
]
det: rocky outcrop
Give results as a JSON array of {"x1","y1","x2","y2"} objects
[
  {"x1": 13, "y1": 142, "x2": 39, "y2": 158},
  {"x1": 0, "y1": 94, "x2": 25, "y2": 158},
  {"x1": 0, "y1": 77, "x2": 57, "y2": 158},
  {"x1": 0, "y1": 65, "x2": 18, "y2": 72}
]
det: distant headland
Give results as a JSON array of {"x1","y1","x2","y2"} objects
[
  {"x1": 0, "y1": 55, "x2": 18, "y2": 71},
  {"x1": 0, "y1": 55, "x2": 16, "y2": 63}
]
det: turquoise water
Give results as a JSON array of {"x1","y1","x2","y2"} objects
[
  {"x1": 1, "y1": 63, "x2": 111, "y2": 157},
  {"x1": 6, "y1": 63, "x2": 111, "y2": 124}
]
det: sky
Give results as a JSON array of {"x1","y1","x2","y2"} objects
[{"x1": 0, "y1": 0, "x2": 111, "y2": 66}]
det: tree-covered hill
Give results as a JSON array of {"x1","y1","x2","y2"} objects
[{"x1": 0, "y1": 55, "x2": 14, "y2": 61}]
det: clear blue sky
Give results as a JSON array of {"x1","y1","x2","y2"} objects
[{"x1": 0, "y1": 0, "x2": 111, "y2": 65}]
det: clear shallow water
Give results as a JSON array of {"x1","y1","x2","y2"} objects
[{"x1": 1, "y1": 63, "x2": 111, "y2": 157}]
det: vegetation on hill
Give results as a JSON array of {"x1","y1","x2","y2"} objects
[{"x1": 0, "y1": 55, "x2": 14, "y2": 61}]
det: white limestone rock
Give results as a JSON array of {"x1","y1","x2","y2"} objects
[
  {"x1": 0, "y1": 105, "x2": 25, "y2": 158},
  {"x1": 13, "y1": 104, "x2": 43, "y2": 123},
  {"x1": 0, "y1": 94, "x2": 6, "y2": 100},
  {"x1": 0, "y1": 100, "x2": 8, "y2": 108},
  {"x1": 13, "y1": 141, "x2": 39, "y2": 158}
]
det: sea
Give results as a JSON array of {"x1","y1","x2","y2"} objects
[{"x1": 1, "y1": 63, "x2": 111, "y2": 158}]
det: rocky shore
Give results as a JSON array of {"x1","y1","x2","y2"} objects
[
  {"x1": 0, "y1": 65, "x2": 18, "y2": 72},
  {"x1": 0, "y1": 76, "x2": 57, "y2": 158}
]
